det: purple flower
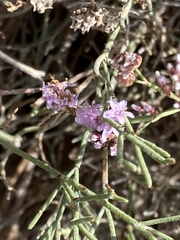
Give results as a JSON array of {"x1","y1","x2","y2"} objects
[
  {"x1": 75, "y1": 101, "x2": 102, "y2": 129},
  {"x1": 167, "y1": 54, "x2": 180, "y2": 93},
  {"x1": 155, "y1": 71, "x2": 171, "y2": 95},
  {"x1": 97, "y1": 122, "x2": 119, "y2": 143},
  {"x1": 103, "y1": 98, "x2": 134, "y2": 125},
  {"x1": 89, "y1": 132, "x2": 105, "y2": 149},
  {"x1": 42, "y1": 80, "x2": 79, "y2": 113},
  {"x1": 110, "y1": 145, "x2": 117, "y2": 156}
]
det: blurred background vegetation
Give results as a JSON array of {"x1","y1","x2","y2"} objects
[{"x1": 0, "y1": 0, "x2": 180, "y2": 239}]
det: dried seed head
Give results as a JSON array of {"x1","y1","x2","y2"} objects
[
  {"x1": 30, "y1": 0, "x2": 53, "y2": 14},
  {"x1": 110, "y1": 52, "x2": 142, "y2": 87},
  {"x1": 70, "y1": 2, "x2": 120, "y2": 34}
]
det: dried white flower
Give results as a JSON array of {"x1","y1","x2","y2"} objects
[
  {"x1": 70, "y1": 2, "x2": 119, "y2": 34},
  {"x1": 30, "y1": 0, "x2": 53, "y2": 14}
]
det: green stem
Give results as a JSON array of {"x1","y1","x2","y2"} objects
[
  {"x1": 78, "y1": 224, "x2": 98, "y2": 240},
  {"x1": 125, "y1": 133, "x2": 174, "y2": 164},
  {"x1": 134, "y1": 145, "x2": 152, "y2": 188},
  {"x1": 90, "y1": 207, "x2": 105, "y2": 235},
  {"x1": 28, "y1": 184, "x2": 62, "y2": 230},
  {"x1": 135, "y1": 69, "x2": 180, "y2": 102},
  {"x1": 142, "y1": 215, "x2": 180, "y2": 226},
  {"x1": 0, "y1": 137, "x2": 60, "y2": 177},
  {"x1": 119, "y1": 0, "x2": 133, "y2": 30},
  {"x1": 117, "y1": 131, "x2": 124, "y2": 164},
  {"x1": 146, "y1": 226, "x2": 174, "y2": 240},
  {"x1": 106, "y1": 208, "x2": 117, "y2": 240},
  {"x1": 74, "y1": 129, "x2": 89, "y2": 182}
]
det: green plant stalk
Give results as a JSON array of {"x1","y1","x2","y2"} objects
[
  {"x1": 0, "y1": 137, "x2": 61, "y2": 177},
  {"x1": 105, "y1": 118, "x2": 173, "y2": 165},
  {"x1": 64, "y1": 175, "x2": 156, "y2": 239},
  {"x1": 111, "y1": 194, "x2": 128, "y2": 203},
  {"x1": 94, "y1": 0, "x2": 133, "y2": 81},
  {"x1": 37, "y1": 212, "x2": 56, "y2": 239},
  {"x1": 106, "y1": 208, "x2": 117, "y2": 240},
  {"x1": 146, "y1": 226, "x2": 174, "y2": 240},
  {"x1": 126, "y1": 225, "x2": 136, "y2": 240},
  {"x1": 152, "y1": 108, "x2": 180, "y2": 123},
  {"x1": 61, "y1": 180, "x2": 81, "y2": 239},
  {"x1": 72, "y1": 212, "x2": 80, "y2": 240},
  {"x1": 94, "y1": 25, "x2": 121, "y2": 79},
  {"x1": 134, "y1": 145, "x2": 152, "y2": 188},
  {"x1": 125, "y1": 133, "x2": 174, "y2": 164},
  {"x1": 70, "y1": 216, "x2": 94, "y2": 225},
  {"x1": 0, "y1": 130, "x2": 21, "y2": 146},
  {"x1": 77, "y1": 192, "x2": 128, "y2": 203},
  {"x1": 122, "y1": 160, "x2": 138, "y2": 173},
  {"x1": 1, "y1": 137, "x2": 179, "y2": 240},
  {"x1": 77, "y1": 193, "x2": 111, "y2": 202},
  {"x1": 28, "y1": 184, "x2": 62, "y2": 230},
  {"x1": 145, "y1": 0, "x2": 154, "y2": 22},
  {"x1": 141, "y1": 215, "x2": 180, "y2": 226},
  {"x1": 74, "y1": 129, "x2": 89, "y2": 182},
  {"x1": 39, "y1": 225, "x2": 54, "y2": 240},
  {"x1": 54, "y1": 194, "x2": 67, "y2": 240},
  {"x1": 95, "y1": 78, "x2": 103, "y2": 100},
  {"x1": 117, "y1": 131, "x2": 124, "y2": 164},
  {"x1": 131, "y1": 108, "x2": 180, "y2": 132},
  {"x1": 90, "y1": 207, "x2": 105, "y2": 235},
  {"x1": 135, "y1": 136, "x2": 171, "y2": 158},
  {"x1": 38, "y1": 210, "x2": 59, "y2": 240},
  {"x1": 78, "y1": 224, "x2": 98, "y2": 240},
  {"x1": 81, "y1": 201, "x2": 95, "y2": 216},
  {"x1": 126, "y1": 118, "x2": 173, "y2": 162},
  {"x1": 73, "y1": 226, "x2": 79, "y2": 240},
  {"x1": 119, "y1": 0, "x2": 133, "y2": 30},
  {"x1": 135, "y1": 69, "x2": 180, "y2": 102},
  {"x1": 61, "y1": 179, "x2": 78, "y2": 202},
  {"x1": 130, "y1": 116, "x2": 153, "y2": 124},
  {"x1": 102, "y1": 200, "x2": 157, "y2": 240},
  {"x1": 103, "y1": 61, "x2": 113, "y2": 98}
]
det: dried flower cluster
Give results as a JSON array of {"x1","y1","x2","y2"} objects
[
  {"x1": 109, "y1": 52, "x2": 142, "y2": 86},
  {"x1": 70, "y1": 2, "x2": 120, "y2": 34},
  {"x1": 30, "y1": 0, "x2": 53, "y2": 14},
  {"x1": 6, "y1": 0, "x2": 29, "y2": 12},
  {"x1": 6, "y1": 0, "x2": 53, "y2": 13}
]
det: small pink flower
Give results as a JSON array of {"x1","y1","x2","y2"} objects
[{"x1": 103, "y1": 98, "x2": 134, "y2": 125}]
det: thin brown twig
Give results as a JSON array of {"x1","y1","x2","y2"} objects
[
  {"x1": 0, "y1": 50, "x2": 45, "y2": 80},
  {"x1": 0, "y1": 88, "x2": 41, "y2": 96}
]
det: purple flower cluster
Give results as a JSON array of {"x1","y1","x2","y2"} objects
[
  {"x1": 155, "y1": 54, "x2": 180, "y2": 108},
  {"x1": 42, "y1": 80, "x2": 78, "y2": 114},
  {"x1": 42, "y1": 79, "x2": 134, "y2": 156},
  {"x1": 75, "y1": 101, "x2": 102, "y2": 129},
  {"x1": 75, "y1": 98, "x2": 134, "y2": 156}
]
